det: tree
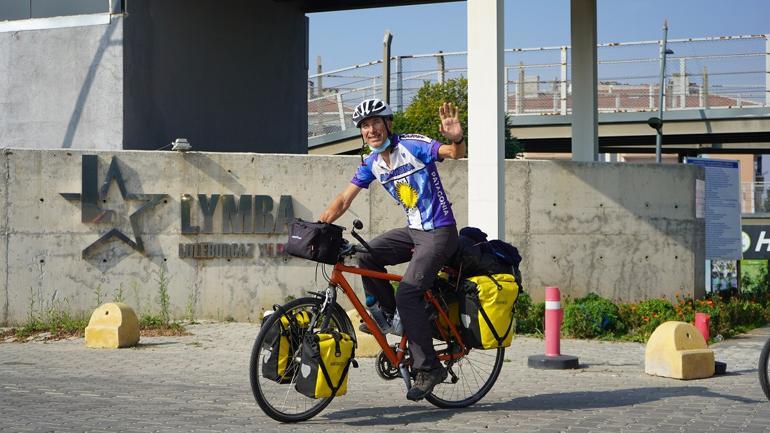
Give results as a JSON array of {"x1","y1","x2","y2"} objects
[
  {"x1": 504, "y1": 114, "x2": 523, "y2": 159},
  {"x1": 392, "y1": 77, "x2": 522, "y2": 158}
]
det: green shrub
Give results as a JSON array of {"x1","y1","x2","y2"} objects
[
  {"x1": 139, "y1": 314, "x2": 165, "y2": 328},
  {"x1": 562, "y1": 293, "x2": 624, "y2": 339},
  {"x1": 618, "y1": 298, "x2": 677, "y2": 342},
  {"x1": 513, "y1": 291, "x2": 544, "y2": 335},
  {"x1": 694, "y1": 296, "x2": 769, "y2": 339},
  {"x1": 392, "y1": 78, "x2": 522, "y2": 158}
]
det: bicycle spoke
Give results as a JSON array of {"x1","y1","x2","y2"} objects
[{"x1": 427, "y1": 347, "x2": 504, "y2": 408}]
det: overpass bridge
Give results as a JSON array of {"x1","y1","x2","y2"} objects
[
  {"x1": 310, "y1": 107, "x2": 770, "y2": 156},
  {"x1": 308, "y1": 34, "x2": 770, "y2": 157}
]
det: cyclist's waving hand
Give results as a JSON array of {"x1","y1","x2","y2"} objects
[{"x1": 438, "y1": 102, "x2": 465, "y2": 160}]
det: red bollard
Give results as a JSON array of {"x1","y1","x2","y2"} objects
[
  {"x1": 544, "y1": 286, "x2": 562, "y2": 356},
  {"x1": 528, "y1": 286, "x2": 579, "y2": 369},
  {"x1": 694, "y1": 312, "x2": 710, "y2": 343}
]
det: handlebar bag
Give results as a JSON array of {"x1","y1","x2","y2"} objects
[
  {"x1": 460, "y1": 274, "x2": 519, "y2": 349},
  {"x1": 262, "y1": 310, "x2": 312, "y2": 384},
  {"x1": 286, "y1": 219, "x2": 345, "y2": 265},
  {"x1": 295, "y1": 331, "x2": 355, "y2": 399}
]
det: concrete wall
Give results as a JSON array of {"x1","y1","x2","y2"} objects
[
  {"x1": 122, "y1": 0, "x2": 308, "y2": 153},
  {"x1": 0, "y1": 149, "x2": 704, "y2": 325},
  {"x1": 0, "y1": 18, "x2": 123, "y2": 150},
  {"x1": 1, "y1": 1, "x2": 309, "y2": 154}
]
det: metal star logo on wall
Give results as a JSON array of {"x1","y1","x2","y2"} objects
[{"x1": 61, "y1": 155, "x2": 168, "y2": 258}]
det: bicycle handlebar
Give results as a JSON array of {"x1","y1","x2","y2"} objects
[
  {"x1": 339, "y1": 219, "x2": 384, "y2": 267},
  {"x1": 350, "y1": 228, "x2": 375, "y2": 256}
]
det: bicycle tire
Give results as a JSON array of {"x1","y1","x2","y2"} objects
[
  {"x1": 759, "y1": 337, "x2": 770, "y2": 400},
  {"x1": 249, "y1": 296, "x2": 352, "y2": 423},
  {"x1": 425, "y1": 346, "x2": 505, "y2": 409}
]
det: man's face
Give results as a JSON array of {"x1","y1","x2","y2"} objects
[{"x1": 360, "y1": 117, "x2": 390, "y2": 148}]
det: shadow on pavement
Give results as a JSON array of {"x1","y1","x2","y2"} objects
[
  {"x1": 131, "y1": 342, "x2": 180, "y2": 349},
  {"x1": 322, "y1": 386, "x2": 759, "y2": 426}
]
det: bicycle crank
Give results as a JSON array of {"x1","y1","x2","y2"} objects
[{"x1": 375, "y1": 350, "x2": 401, "y2": 380}]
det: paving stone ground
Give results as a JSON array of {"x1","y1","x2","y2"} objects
[{"x1": 1, "y1": 323, "x2": 769, "y2": 432}]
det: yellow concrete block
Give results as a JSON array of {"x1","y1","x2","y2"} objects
[
  {"x1": 645, "y1": 321, "x2": 714, "y2": 380},
  {"x1": 85, "y1": 303, "x2": 140, "y2": 349},
  {"x1": 346, "y1": 309, "x2": 382, "y2": 358}
]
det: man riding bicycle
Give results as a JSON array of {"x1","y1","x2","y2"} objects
[{"x1": 319, "y1": 98, "x2": 465, "y2": 401}]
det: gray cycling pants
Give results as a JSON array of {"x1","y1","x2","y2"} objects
[{"x1": 357, "y1": 225, "x2": 458, "y2": 371}]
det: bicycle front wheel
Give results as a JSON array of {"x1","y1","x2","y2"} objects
[
  {"x1": 426, "y1": 346, "x2": 505, "y2": 408},
  {"x1": 759, "y1": 337, "x2": 770, "y2": 400},
  {"x1": 249, "y1": 296, "x2": 352, "y2": 423}
]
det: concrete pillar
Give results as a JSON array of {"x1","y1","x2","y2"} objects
[
  {"x1": 679, "y1": 58, "x2": 687, "y2": 109},
  {"x1": 560, "y1": 46, "x2": 568, "y2": 115},
  {"x1": 765, "y1": 35, "x2": 769, "y2": 107},
  {"x1": 396, "y1": 56, "x2": 403, "y2": 112},
  {"x1": 570, "y1": 0, "x2": 598, "y2": 162},
  {"x1": 316, "y1": 56, "x2": 323, "y2": 97},
  {"x1": 552, "y1": 79, "x2": 559, "y2": 112},
  {"x1": 516, "y1": 62, "x2": 525, "y2": 114},
  {"x1": 109, "y1": 0, "x2": 122, "y2": 14},
  {"x1": 649, "y1": 83, "x2": 655, "y2": 109},
  {"x1": 336, "y1": 93, "x2": 346, "y2": 131},
  {"x1": 504, "y1": 67, "x2": 510, "y2": 113},
  {"x1": 703, "y1": 66, "x2": 709, "y2": 109},
  {"x1": 468, "y1": 0, "x2": 505, "y2": 240}
]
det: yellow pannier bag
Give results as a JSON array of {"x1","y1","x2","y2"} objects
[
  {"x1": 262, "y1": 310, "x2": 311, "y2": 383},
  {"x1": 460, "y1": 274, "x2": 519, "y2": 349},
  {"x1": 295, "y1": 331, "x2": 355, "y2": 399}
]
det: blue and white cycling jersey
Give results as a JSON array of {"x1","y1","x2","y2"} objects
[{"x1": 351, "y1": 134, "x2": 456, "y2": 230}]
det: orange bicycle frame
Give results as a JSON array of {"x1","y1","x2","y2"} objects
[{"x1": 329, "y1": 263, "x2": 467, "y2": 368}]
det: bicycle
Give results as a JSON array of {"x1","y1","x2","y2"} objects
[
  {"x1": 249, "y1": 220, "x2": 506, "y2": 422},
  {"x1": 760, "y1": 336, "x2": 770, "y2": 400}
]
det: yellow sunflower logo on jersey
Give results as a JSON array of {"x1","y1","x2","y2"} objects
[{"x1": 396, "y1": 183, "x2": 419, "y2": 209}]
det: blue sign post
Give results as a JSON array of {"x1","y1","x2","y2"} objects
[{"x1": 685, "y1": 158, "x2": 741, "y2": 294}]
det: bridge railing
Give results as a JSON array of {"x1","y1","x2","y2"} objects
[{"x1": 308, "y1": 34, "x2": 769, "y2": 138}]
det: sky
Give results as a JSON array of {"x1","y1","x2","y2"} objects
[{"x1": 309, "y1": 0, "x2": 770, "y2": 71}]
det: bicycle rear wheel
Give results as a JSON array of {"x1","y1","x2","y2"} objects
[
  {"x1": 426, "y1": 345, "x2": 505, "y2": 409},
  {"x1": 759, "y1": 337, "x2": 770, "y2": 400},
  {"x1": 249, "y1": 296, "x2": 352, "y2": 422}
]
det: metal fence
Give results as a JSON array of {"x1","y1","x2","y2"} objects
[{"x1": 308, "y1": 34, "x2": 769, "y2": 138}]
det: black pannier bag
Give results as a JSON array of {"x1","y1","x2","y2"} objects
[
  {"x1": 450, "y1": 227, "x2": 523, "y2": 288},
  {"x1": 262, "y1": 310, "x2": 311, "y2": 384},
  {"x1": 286, "y1": 219, "x2": 345, "y2": 265}
]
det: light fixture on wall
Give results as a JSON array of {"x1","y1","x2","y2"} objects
[{"x1": 171, "y1": 138, "x2": 192, "y2": 152}]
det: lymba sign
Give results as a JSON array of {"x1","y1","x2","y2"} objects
[
  {"x1": 179, "y1": 193, "x2": 294, "y2": 260},
  {"x1": 180, "y1": 194, "x2": 294, "y2": 234},
  {"x1": 62, "y1": 155, "x2": 294, "y2": 261}
]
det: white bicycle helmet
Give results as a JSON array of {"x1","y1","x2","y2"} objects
[{"x1": 352, "y1": 98, "x2": 393, "y2": 128}]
